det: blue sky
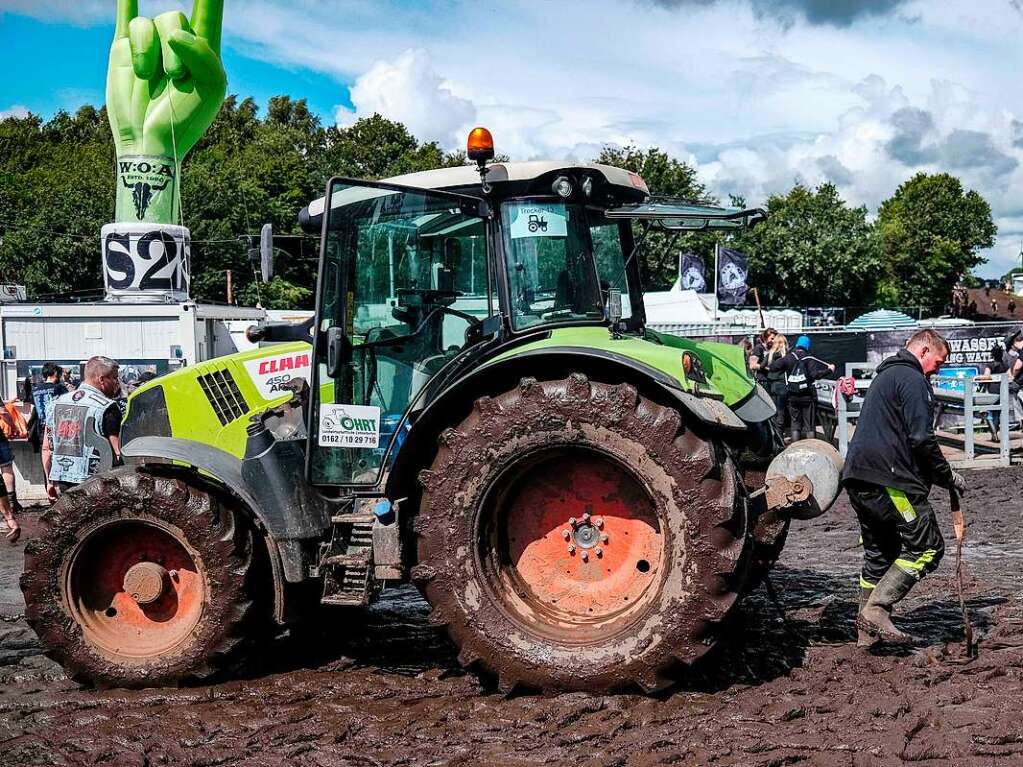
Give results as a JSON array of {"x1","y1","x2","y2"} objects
[
  {"x1": 0, "y1": 13, "x2": 347, "y2": 120},
  {"x1": 2, "y1": 1, "x2": 1022, "y2": 278}
]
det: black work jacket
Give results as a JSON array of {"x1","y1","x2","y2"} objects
[
  {"x1": 768, "y1": 348, "x2": 831, "y2": 400},
  {"x1": 842, "y1": 348, "x2": 954, "y2": 495},
  {"x1": 750, "y1": 342, "x2": 770, "y2": 384}
]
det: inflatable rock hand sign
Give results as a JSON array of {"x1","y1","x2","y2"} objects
[{"x1": 107, "y1": 0, "x2": 226, "y2": 224}]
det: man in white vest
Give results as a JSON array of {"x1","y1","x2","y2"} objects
[{"x1": 43, "y1": 356, "x2": 123, "y2": 499}]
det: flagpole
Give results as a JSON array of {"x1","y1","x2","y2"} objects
[
  {"x1": 752, "y1": 287, "x2": 766, "y2": 329},
  {"x1": 713, "y1": 242, "x2": 719, "y2": 322}
]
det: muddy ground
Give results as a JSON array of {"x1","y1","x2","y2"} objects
[{"x1": 3, "y1": 469, "x2": 1023, "y2": 766}]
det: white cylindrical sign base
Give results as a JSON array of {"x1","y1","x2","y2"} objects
[{"x1": 101, "y1": 223, "x2": 191, "y2": 303}]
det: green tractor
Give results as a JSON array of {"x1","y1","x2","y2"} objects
[{"x1": 23, "y1": 130, "x2": 842, "y2": 693}]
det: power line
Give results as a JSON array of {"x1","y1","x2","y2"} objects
[{"x1": 0, "y1": 221, "x2": 279, "y2": 246}]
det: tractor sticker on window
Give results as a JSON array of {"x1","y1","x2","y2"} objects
[
  {"x1": 318, "y1": 404, "x2": 381, "y2": 448},
  {"x1": 244, "y1": 352, "x2": 312, "y2": 400},
  {"x1": 509, "y1": 203, "x2": 567, "y2": 239}
]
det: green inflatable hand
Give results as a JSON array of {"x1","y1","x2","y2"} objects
[{"x1": 107, "y1": 0, "x2": 227, "y2": 224}]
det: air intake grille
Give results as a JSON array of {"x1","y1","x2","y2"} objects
[{"x1": 197, "y1": 368, "x2": 248, "y2": 426}]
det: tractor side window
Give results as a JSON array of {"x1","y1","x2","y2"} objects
[
  {"x1": 312, "y1": 182, "x2": 488, "y2": 486},
  {"x1": 589, "y1": 218, "x2": 632, "y2": 320},
  {"x1": 501, "y1": 202, "x2": 604, "y2": 330}
]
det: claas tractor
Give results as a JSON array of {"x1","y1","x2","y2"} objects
[{"x1": 22, "y1": 128, "x2": 842, "y2": 693}]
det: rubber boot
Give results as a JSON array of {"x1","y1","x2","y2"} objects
[
  {"x1": 790, "y1": 429, "x2": 800, "y2": 444},
  {"x1": 857, "y1": 587, "x2": 876, "y2": 648},
  {"x1": 856, "y1": 566, "x2": 917, "y2": 644}
]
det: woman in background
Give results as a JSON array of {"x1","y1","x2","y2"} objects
[{"x1": 766, "y1": 334, "x2": 789, "y2": 434}]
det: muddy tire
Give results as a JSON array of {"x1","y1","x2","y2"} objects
[
  {"x1": 21, "y1": 467, "x2": 256, "y2": 688},
  {"x1": 414, "y1": 374, "x2": 749, "y2": 693},
  {"x1": 742, "y1": 467, "x2": 791, "y2": 590}
]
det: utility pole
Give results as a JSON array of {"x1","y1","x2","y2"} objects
[{"x1": 226, "y1": 270, "x2": 233, "y2": 305}]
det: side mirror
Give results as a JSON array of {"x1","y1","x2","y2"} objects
[{"x1": 260, "y1": 223, "x2": 274, "y2": 283}]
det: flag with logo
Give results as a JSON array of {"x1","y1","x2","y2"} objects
[
  {"x1": 678, "y1": 253, "x2": 707, "y2": 292},
  {"x1": 716, "y1": 247, "x2": 749, "y2": 306}
]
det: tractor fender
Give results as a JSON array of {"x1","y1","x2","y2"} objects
[
  {"x1": 122, "y1": 436, "x2": 331, "y2": 586},
  {"x1": 388, "y1": 348, "x2": 746, "y2": 502}
]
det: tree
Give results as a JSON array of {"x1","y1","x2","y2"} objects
[
  {"x1": 0, "y1": 107, "x2": 115, "y2": 299},
  {"x1": 876, "y1": 172, "x2": 996, "y2": 309},
  {"x1": 0, "y1": 99, "x2": 469, "y2": 309},
  {"x1": 731, "y1": 183, "x2": 882, "y2": 307},
  {"x1": 594, "y1": 145, "x2": 716, "y2": 291}
]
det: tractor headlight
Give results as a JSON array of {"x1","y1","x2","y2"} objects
[
  {"x1": 552, "y1": 176, "x2": 573, "y2": 198},
  {"x1": 582, "y1": 176, "x2": 594, "y2": 198}
]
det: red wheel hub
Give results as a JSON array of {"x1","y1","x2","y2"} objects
[
  {"x1": 64, "y1": 520, "x2": 205, "y2": 662},
  {"x1": 488, "y1": 449, "x2": 664, "y2": 637}
]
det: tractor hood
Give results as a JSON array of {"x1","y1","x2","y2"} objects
[{"x1": 488, "y1": 326, "x2": 756, "y2": 407}]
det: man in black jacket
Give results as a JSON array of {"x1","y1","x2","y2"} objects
[
  {"x1": 843, "y1": 329, "x2": 966, "y2": 645},
  {"x1": 769, "y1": 334, "x2": 834, "y2": 442}
]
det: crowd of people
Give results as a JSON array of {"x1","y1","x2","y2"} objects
[
  {"x1": 0, "y1": 356, "x2": 130, "y2": 543},
  {"x1": 748, "y1": 327, "x2": 835, "y2": 444}
]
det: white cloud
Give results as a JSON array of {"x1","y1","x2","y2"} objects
[
  {"x1": 0, "y1": 105, "x2": 29, "y2": 119},
  {"x1": 335, "y1": 49, "x2": 475, "y2": 146},
  {"x1": 0, "y1": 0, "x2": 184, "y2": 24},
  {"x1": 6, "y1": 0, "x2": 1023, "y2": 276}
]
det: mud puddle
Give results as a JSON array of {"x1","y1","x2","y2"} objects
[{"x1": 3, "y1": 469, "x2": 1023, "y2": 765}]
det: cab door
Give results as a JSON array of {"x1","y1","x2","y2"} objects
[{"x1": 306, "y1": 178, "x2": 490, "y2": 487}]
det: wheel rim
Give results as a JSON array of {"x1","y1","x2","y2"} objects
[
  {"x1": 64, "y1": 519, "x2": 205, "y2": 662},
  {"x1": 482, "y1": 447, "x2": 665, "y2": 642}
]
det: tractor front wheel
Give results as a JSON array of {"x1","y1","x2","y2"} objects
[
  {"x1": 22, "y1": 468, "x2": 257, "y2": 688},
  {"x1": 415, "y1": 375, "x2": 749, "y2": 693}
]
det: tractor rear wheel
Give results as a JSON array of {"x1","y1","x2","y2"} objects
[
  {"x1": 414, "y1": 374, "x2": 749, "y2": 693},
  {"x1": 22, "y1": 467, "x2": 257, "y2": 688}
]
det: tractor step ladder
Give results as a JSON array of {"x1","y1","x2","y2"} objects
[{"x1": 319, "y1": 503, "x2": 380, "y2": 607}]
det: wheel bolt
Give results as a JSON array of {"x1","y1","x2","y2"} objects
[
  {"x1": 561, "y1": 529, "x2": 570, "y2": 540},
  {"x1": 595, "y1": 547, "x2": 603, "y2": 558},
  {"x1": 581, "y1": 551, "x2": 589, "y2": 562},
  {"x1": 568, "y1": 517, "x2": 577, "y2": 527},
  {"x1": 594, "y1": 517, "x2": 604, "y2": 528},
  {"x1": 601, "y1": 534, "x2": 609, "y2": 543},
  {"x1": 567, "y1": 544, "x2": 576, "y2": 554},
  {"x1": 582, "y1": 512, "x2": 591, "y2": 522},
  {"x1": 169, "y1": 570, "x2": 178, "y2": 579}
]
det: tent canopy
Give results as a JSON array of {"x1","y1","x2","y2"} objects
[{"x1": 848, "y1": 309, "x2": 918, "y2": 329}]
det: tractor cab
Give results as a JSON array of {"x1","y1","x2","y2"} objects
[{"x1": 299, "y1": 128, "x2": 765, "y2": 487}]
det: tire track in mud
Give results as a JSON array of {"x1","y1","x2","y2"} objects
[{"x1": 3, "y1": 468, "x2": 1023, "y2": 766}]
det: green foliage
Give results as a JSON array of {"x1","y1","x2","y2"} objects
[
  {"x1": 0, "y1": 100, "x2": 463, "y2": 308},
  {"x1": 731, "y1": 183, "x2": 882, "y2": 307},
  {"x1": 876, "y1": 172, "x2": 996, "y2": 309},
  {"x1": 237, "y1": 276, "x2": 312, "y2": 309},
  {"x1": 0, "y1": 106, "x2": 114, "y2": 298},
  {"x1": 0, "y1": 105, "x2": 1001, "y2": 317},
  {"x1": 594, "y1": 145, "x2": 717, "y2": 291}
]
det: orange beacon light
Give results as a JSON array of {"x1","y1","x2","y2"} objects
[{"x1": 467, "y1": 127, "x2": 495, "y2": 164}]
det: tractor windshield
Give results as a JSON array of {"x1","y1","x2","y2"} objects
[
  {"x1": 501, "y1": 201, "x2": 632, "y2": 330},
  {"x1": 310, "y1": 180, "x2": 490, "y2": 486}
]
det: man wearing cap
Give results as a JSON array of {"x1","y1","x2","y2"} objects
[
  {"x1": 842, "y1": 328, "x2": 967, "y2": 645},
  {"x1": 769, "y1": 334, "x2": 834, "y2": 442}
]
